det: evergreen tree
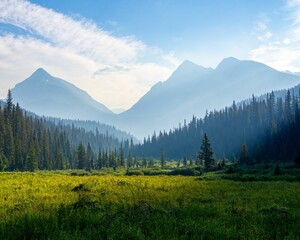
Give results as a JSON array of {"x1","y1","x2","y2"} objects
[
  {"x1": 149, "y1": 158, "x2": 154, "y2": 167},
  {"x1": 97, "y1": 148, "x2": 103, "y2": 169},
  {"x1": 120, "y1": 144, "x2": 125, "y2": 167},
  {"x1": 77, "y1": 143, "x2": 87, "y2": 169},
  {"x1": 86, "y1": 142, "x2": 94, "y2": 171},
  {"x1": 142, "y1": 158, "x2": 147, "y2": 168},
  {"x1": 25, "y1": 143, "x2": 38, "y2": 172},
  {"x1": 183, "y1": 157, "x2": 187, "y2": 167},
  {"x1": 198, "y1": 133, "x2": 214, "y2": 169},
  {"x1": 56, "y1": 148, "x2": 65, "y2": 170},
  {"x1": 239, "y1": 144, "x2": 248, "y2": 165},
  {"x1": 127, "y1": 151, "x2": 132, "y2": 168},
  {"x1": 0, "y1": 148, "x2": 7, "y2": 171},
  {"x1": 160, "y1": 148, "x2": 165, "y2": 169}
]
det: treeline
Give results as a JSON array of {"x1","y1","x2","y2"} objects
[
  {"x1": 0, "y1": 91, "x2": 132, "y2": 171},
  {"x1": 133, "y1": 88, "x2": 300, "y2": 164},
  {"x1": 75, "y1": 142, "x2": 155, "y2": 171}
]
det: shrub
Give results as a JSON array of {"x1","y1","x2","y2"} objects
[
  {"x1": 294, "y1": 156, "x2": 300, "y2": 167},
  {"x1": 70, "y1": 170, "x2": 90, "y2": 176},
  {"x1": 273, "y1": 165, "x2": 281, "y2": 175},
  {"x1": 142, "y1": 169, "x2": 169, "y2": 175},
  {"x1": 125, "y1": 170, "x2": 144, "y2": 176},
  {"x1": 225, "y1": 165, "x2": 235, "y2": 174},
  {"x1": 168, "y1": 168, "x2": 202, "y2": 176}
]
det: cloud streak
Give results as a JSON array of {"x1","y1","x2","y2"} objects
[
  {"x1": 249, "y1": 0, "x2": 300, "y2": 72},
  {"x1": 0, "y1": 0, "x2": 178, "y2": 109},
  {"x1": 0, "y1": 0, "x2": 145, "y2": 64}
]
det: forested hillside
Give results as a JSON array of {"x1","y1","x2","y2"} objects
[
  {"x1": 48, "y1": 118, "x2": 135, "y2": 142},
  {"x1": 0, "y1": 91, "x2": 129, "y2": 171},
  {"x1": 133, "y1": 87, "x2": 300, "y2": 163}
]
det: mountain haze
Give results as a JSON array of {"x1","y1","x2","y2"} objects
[
  {"x1": 12, "y1": 68, "x2": 114, "y2": 121},
  {"x1": 10, "y1": 58, "x2": 300, "y2": 139},
  {"x1": 117, "y1": 57, "x2": 300, "y2": 138}
]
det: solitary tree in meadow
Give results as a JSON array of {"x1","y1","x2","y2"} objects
[{"x1": 198, "y1": 133, "x2": 215, "y2": 169}]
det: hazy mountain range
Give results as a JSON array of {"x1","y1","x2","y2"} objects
[{"x1": 9, "y1": 57, "x2": 300, "y2": 139}]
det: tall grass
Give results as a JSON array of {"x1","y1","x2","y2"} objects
[{"x1": 0, "y1": 172, "x2": 299, "y2": 239}]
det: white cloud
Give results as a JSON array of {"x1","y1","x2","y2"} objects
[
  {"x1": 249, "y1": 0, "x2": 300, "y2": 72},
  {"x1": 0, "y1": 0, "x2": 145, "y2": 64},
  {"x1": 254, "y1": 14, "x2": 273, "y2": 42},
  {"x1": 0, "y1": 0, "x2": 177, "y2": 109},
  {"x1": 255, "y1": 14, "x2": 269, "y2": 31},
  {"x1": 257, "y1": 31, "x2": 273, "y2": 42}
]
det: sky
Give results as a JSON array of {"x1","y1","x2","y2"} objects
[{"x1": 0, "y1": 0, "x2": 300, "y2": 111}]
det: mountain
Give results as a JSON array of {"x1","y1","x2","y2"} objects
[
  {"x1": 11, "y1": 68, "x2": 115, "y2": 121},
  {"x1": 118, "y1": 57, "x2": 300, "y2": 138},
  {"x1": 10, "y1": 59, "x2": 300, "y2": 140}
]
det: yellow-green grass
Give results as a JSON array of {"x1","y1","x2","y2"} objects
[{"x1": 0, "y1": 172, "x2": 299, "y2": 239}]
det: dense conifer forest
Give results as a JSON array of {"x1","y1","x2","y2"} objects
[
  {"x1": 1, "y1": 86, "x2": 300, "y2": 172},
  {"x1": 0, "y1": 91, "x2": 129, "y2": 171},
  {"x1": 133, "y1": 88, "x2": 300, "y2": 164}
]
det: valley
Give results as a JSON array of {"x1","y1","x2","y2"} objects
[{"x1": 1, "y1": 1, "x2": 300, "y2": 239}]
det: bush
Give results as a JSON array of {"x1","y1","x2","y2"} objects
[
  {"x1": 125, "y1": 169, "x2": 144, "y2": 176},
  {"x1": 142, "y1": 169, "x2": 169, "y2": 176},
  {"x1": 225, "y1": 165, "x2": 235, "y2": 174},
  {"x1": 294, "y1": 156, "x2": 300, "y2": 167},
  {"x1": 70, "y1": 170, "x2": 90, "y2": 176},
  {"x1": 273, "y1": 165, "x2": 281, "y2": 175},
  {"x1": 168, "y1": 168, "x2": 202, "y2": 176}
]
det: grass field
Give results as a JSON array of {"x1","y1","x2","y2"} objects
[{"x1": 0, "y1": 171, "x2": 299, "y2": 239}]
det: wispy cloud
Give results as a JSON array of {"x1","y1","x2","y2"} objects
[
  {"x1": 0, "y1": 0, "x2": 145, "y2": 64},
  {"x1": 255, "y1": 14, "x2": 269, "y2": 32},
  {"x1": 93, "y1": 66, "x2": 132, "y2": 75},
  {"x1": 254, "y1": 14, "x2": 273, "y2": 42},
  {"x1": 0, "y1": 0, "x2": 178, "y2": 109},
  {"x1": 249, "y1": 0, "x2": 300, "y2": 72}
]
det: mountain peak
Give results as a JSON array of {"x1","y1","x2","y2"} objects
[
  {"x1": 222, "y1": 56, "x2": 239, "y2": 62},
  {"x1": 175, "y1": 60, "x2": 211, "y2": 75},
  {"x1": 30, "y1": 68, "x2": 52, "y2": 80},
  {"x1": 33, "y1": 67, "x2": 49, "y2": 75},
  {"x1": 178, "y1": 60, "x2": 202, "y2": 70},
  {"x1": 216, "y1": 57, "x2": 241, "y2": 70}
]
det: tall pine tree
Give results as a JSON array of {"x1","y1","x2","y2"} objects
[{"x1": 198, "y1": 133, "x2": 214, "y2": 169}]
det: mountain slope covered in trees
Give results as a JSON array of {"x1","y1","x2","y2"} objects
[
  {"x1": 132, "y1": 86, "x2": 300, "y2": 164},
  {"x1": 47, "y1": 118, "x2": 136, "y2": 142}
]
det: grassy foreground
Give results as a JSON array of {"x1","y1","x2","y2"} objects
[{"x1": 0, "y1": 172, "x2": 299, "y2": 239}]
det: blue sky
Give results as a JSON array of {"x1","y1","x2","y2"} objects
[
  {"x1": 0, "y1": 0, "x2": 299, "y2": 110},
  {"x1": 29, "y1": 0, "x2": 286, "y2": 65}
]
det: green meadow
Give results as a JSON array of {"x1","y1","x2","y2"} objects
[{"x1": 0, "y1": 171, "x2": 299, "y2": 240}]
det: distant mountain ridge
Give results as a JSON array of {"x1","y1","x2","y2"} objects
[
  {"x1": 10, "y1": 58, "x2": 300, "y2": 139},
  {"x1": 116, "y1": 57, "x2": 300, "y2": 138},
  {"x1": 12, "y1": 68, "x2": 114, "y2": 121}
]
